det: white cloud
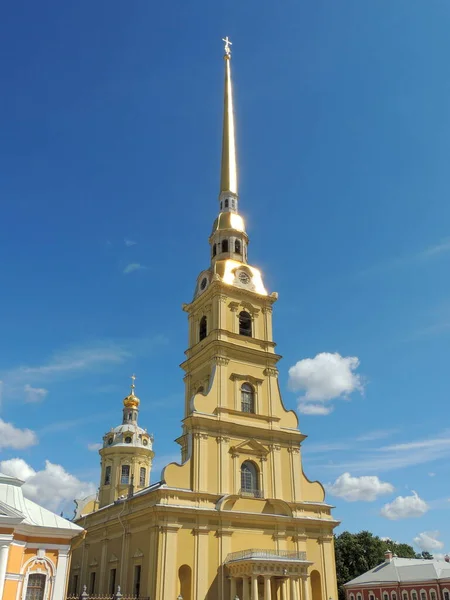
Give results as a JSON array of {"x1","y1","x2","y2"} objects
[
  {"x1": 413, "y1": 531, "x2": 444, "y2": 553},
  {"x1": 298, "y1": 403, "x2": 333, "y2": 415},
  {"x1": 0, "y1": 458, "x2": 96, "y2": 513},
  {"x1": 356, "y1": 429, "x2": 398, "y2": 442},
  {"x1": 124, "y1": 238, "x2": 137, "y2": 247},
  {"x1": 24, "y1": 384, "x2": 48, "y2": 403},
  {"x1": 123, "y1": 263, "x2": 146, "y2": 274},
  {"x1": 0, "y1": 419, "x2": 37, "y2": 449},
  {"x1": 327, "y1": 472, "x2": 394, "y2": 502},
  {"x1": 381, "y1": 491, "x2": 429, "y2": 520},
  {"x1": 87, "y1": 443, "x2": 102, "y2": 452},
  {"x1": 288, "y1": 352, "x2": 364, "y2": 415},
  {"x1": 428, "y1": 472, "x2": 436, "y2": 477}
]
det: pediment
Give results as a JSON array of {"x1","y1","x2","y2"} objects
[
  {"x1": 132, "y1": 549, "x2": 144, "y2": 558},
  {"x1": 89, "y1": 558, "x2": 98, "y2": 567},
  {"x1": 230, "y1": 438, "x2": 269, "y2": 457},
  {"x1": 109, "y1": 554, "x2": 119, "y2": 563},
  {"x1": 0, "y1": 499, "x2": 24, "y2": 519}
]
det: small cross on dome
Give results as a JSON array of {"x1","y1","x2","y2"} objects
[{"x1": 222, "y1": 36, "x2": 232, "y2": 57}]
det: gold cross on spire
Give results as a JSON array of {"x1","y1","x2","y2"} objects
[
  {"x1": 130, "y1": 374, "x2": 136, "y2": 394},
  {"x1": 222, "y1": 36, "x2": 232, "y2": 57}
]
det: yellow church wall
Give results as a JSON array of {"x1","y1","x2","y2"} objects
[
  {"x1": 3, "y1": 579, "x2": 18, "y2": 600},
  {"x1": 6, "y1": 543, "x2": 23, "y2": 573}
]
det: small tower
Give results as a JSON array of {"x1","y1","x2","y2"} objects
[{"x1": 98, "y1": 376, "x2": 154, "y2": 508}]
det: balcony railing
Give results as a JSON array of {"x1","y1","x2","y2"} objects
[
  {"x1": 225, "y1": 549, "x2": 307, "y2": 563},
  {"x1": 239, "y1": 488, "x2": 264, "y2": 499}
]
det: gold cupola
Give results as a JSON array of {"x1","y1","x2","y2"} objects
[{"x1": 123, "y1": 375, "x2": 140, "y2": 409}]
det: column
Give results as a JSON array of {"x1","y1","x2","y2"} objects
[
  {"x1": 264, "y1": 575, "x2": 272, "y2": 600},
  {"x1": 0, "y1": 535, "x2": 13, "y2": 600},
  {"x1": 280, "y1": 579, "x2": 287, "y2": 600},
  {"x1": 290, "y1": 578, "x2": 298, "y2": 600},
  {"x1": 251, "y1": 575, "x2": 259, "y2": 600},
  {"x1": 302, "y1": 576, "x2": 310, "y2": 600},
  {"x1": 193, "y1": 527, "x2": 209, "y2": 600},
  {"x1": 230, "y1": 576, "x2": 236, "y2": 600},
  {"x1": 52, "y1": 547, "x2": 70, "y2": 600},
  {"x1": 242, "y1": 575, "x2": 250, "y2": 600}
]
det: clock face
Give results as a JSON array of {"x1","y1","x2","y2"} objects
[
  {"x1": 238, "y1": 272, "x2": 250, "y2": 284},
  {"x1": 200, "y1": 277, "x2": 208, "y2": 290},
  {"x1": 143, "y1": 439, "x2": 148, "y2": 446}
]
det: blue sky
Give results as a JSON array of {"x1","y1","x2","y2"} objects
[{"x1": 1, "y1": 0, "x2": 450, "y2": 557}]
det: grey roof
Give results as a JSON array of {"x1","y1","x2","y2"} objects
[
  {"x1": 345, "y1": 558, "x2": 450, "y2": 586},
  {"x1": 0, "y1": 472, "x2": 83, "y2": 533}
]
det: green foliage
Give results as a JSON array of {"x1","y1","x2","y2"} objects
[
  {"x1": 335, "y1": 531, "x2": 417, "y2": 600},
  {"x1": 416, "y1": 551, "x2": 434, "y2": 560}
]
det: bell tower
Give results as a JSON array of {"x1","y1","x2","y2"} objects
[
  {"x1": 162, "y1": 38, "x2": 314, "y2": 506},
  {"x1": 98, "y1": 377, "x2": 154, "y2": 508}
]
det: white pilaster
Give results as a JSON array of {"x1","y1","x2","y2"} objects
[
  {"x1": 0, "y1": 535, "x2": 13, "y2": 600},
  {"x1": 290, "y1": 578, "x2": 298, "y2": 600},
  {"x1": 52, "y1": 547, "x2": 70, "y2": 600},
  {"x1": 242, "y1": 575, "x2": 250, "y2": 600},
  {"x1": 302, "y1": 576, "x2": 310, "y2": 600},
  {"x1": 230, "y1": 576, "x2": 236, "y2": 600}
]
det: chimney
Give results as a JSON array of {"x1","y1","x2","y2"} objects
[
  {"x1": 385, "y1": 550, "x2": 393, "y2": 563},
  {"x1": 445, "y1": 555, "x2": 449, "y2": 563}
]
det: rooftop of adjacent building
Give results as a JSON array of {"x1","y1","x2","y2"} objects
[
  {"x1": 345, "y1": 552, "x2": 450, "y2": 586},
  {"x1": 0, "y1": 472, "x2": 82, "y2": 533}
]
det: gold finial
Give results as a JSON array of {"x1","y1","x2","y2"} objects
[
  {"x1": 222, "y1": 36, "x2": 232, "y2": 58},
  {"x1": 220, "y1": 36, "x2": 238, "y2": 196},
  {"x1": 124, "y1": 374, "x2": 140, "y2": 408}
]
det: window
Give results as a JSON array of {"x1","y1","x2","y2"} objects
[
  {"x1": 235, "y1": 239, "x2": 241, "y2": 254},
  {"x1": 220, "y1": 201, "x2": 223, "y2": 210},
  {"x1": 412, "y1": 592, "x2": 418, "y2": 600},
  {"x1": 89, "y1": 572, "x2": 96, "y2": 595},
  {"x1": 357, "y1": 594, "x2": 362, "y2": 600},
  {"x1": 392, "y1": 594, "x2": 397, "y2": 600},
  {"x1": 121, "y1": 465, "x2": 130, "y2": 485},
  {"x1": 350, "y1": 595, "x2": 355, "y2": 600},
  {"x1": 444, "y1": 592, "x2": 450, "y2": 600},
  {"x1": 199, "y1": 316, "x2": 207, "y2": 341},
  {"x1": 239, "y1": 311, "x2": 252, "y2": 337},
  {"x1": 403, "y1": 593, "x2": 409, "y2": 600},
  {"x1": 134, "y1": 565, "x2": 142, "y2": 598},
  {"x1": 128, "y1": 413, "x2": 132, "y2": 420},
  {"x1": 104, "y1": 466, "x2": 111, "y2": 486},
  {"x1": 25, "y1": 574, "x2": 46, "y2": 600},
  {"x1": 369, "y1": 595, "x2": 375, "y2": 600},
  {"x1": 109, "y1": 569, "x2": 116, "y2": 596},
  {"x1": 384, "y1": 594, "x2": 389, "y2": 600},
  {"x1": 241, "y1": 460, "x2": 259, "y2": 495},
  {"x1": 72, "y1": 574, "x2": 79, "y2": 596},
  {"x1": 213, "y1": 244, "x2": 217, "y2": 257},
  {"x1": 125, "y1": 436, "x2": 132, "y2": 444},
  {"x1": 421, "y1": 592, "x2": 427, "y2": 600},
  {"x1": 241, "y1": 383, "x2": 255, "y2": 413},
  {"x1": 140, "y1": 467, "x2": 146, "y2": 487},
  {"x1": 225, "y1": 199, "x2": 229, "y2": 208},
  {"x1": 222, "y1": 239, "x2": 228, "y2": 253},
  {"x1": 430, "y1": 592, "x2": 436, "y2": 600},
  {"x1": 231, "y1": 199, "x2": 235, "y2": 209}
]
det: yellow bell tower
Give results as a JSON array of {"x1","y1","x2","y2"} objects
[{"x1": 98, "y1": 377, "x2": 154, "y2": 508}]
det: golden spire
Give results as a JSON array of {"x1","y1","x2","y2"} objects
[{"x1": 220, "y1": 36, "x2": 238, "y2": 197}]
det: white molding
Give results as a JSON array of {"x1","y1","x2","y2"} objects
[
  {"x1": 5, "y1": 573, "x2": 24, "y2": 581},
  {"x1": 26, "y1": 543, "x2": 71, "y2": 552},
  {"x1": 11, "y1": 540, "x2": 27, "y2": 548}
]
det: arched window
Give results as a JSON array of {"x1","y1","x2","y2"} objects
[
  {"x1": 225, "y1": 199, "x2": 229, "y2": 208},
  {"x1": 350, "y1": 595, "x2": 355, "y2": 600},
  {"x1": 231, "y1": 199, "x2": 235, "y2": 209},
  {"x1": 222, "y1": 239, "x2": 229, "y2": 253},
  {"x1": 430, "y1": 592, "x2": 436, "y2": 600},
  {"x1": 212, "y1": 244, "x2": 217, "y2": 257},
  {"x1": 240, "y1": 461, "x2": 259, "y2": 496},
  {"x1": 235, "y1": 239, "x2": 241, "y2": 254},
  {"x1": 384, "y1": 594, "x2": 389, "y2": 600},
  {"x1": 25, "y1": 574, "x2": 46, "y2": 600},
  {"x1": 403, "y1": 593, "x2": 409, "y2": 600},
  {"x1": 121, "y1": 465, "x2": 130, "y2": 484},
  {"x1": 104, "y1": 466, "x2": 111, "y2": 485},
  {"x1": 357, "y1": 594, "x2": 362, "y2": 600},
  {"x1": 220, "y1": 201, "x2": 223, "y2": 210},
  {"x1": 139, "y1": 467, "x2": 146, "y2": 487},
  {"x1": 392, "y1": 594, "x2": 397, "y2": 600},
  {"x1": 199, "y1": 316, "x2": 207, "y2": 341},
  {"x1": 241, "y1": 383, "x2": 255, "y2": 413},
  {"x1": 239, "y1": 311, "x2": 252, "y2": 336},
  {"x1": 420, "y1": 591, "x2": 427, "y2": 600},
  {"x1": 443, "y1": 591, "x2": 449, "y2": 600},
  {"x1": 412, "y1": 592, "x2": 418, "y2": 600}
]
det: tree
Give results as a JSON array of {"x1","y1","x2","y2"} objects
[
  {"x1": 416, "y1": 551, "x2": 434, "y2": 560},
  {"x1": 335, "y1": 531, "x2": 416, "y2": 600}
]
